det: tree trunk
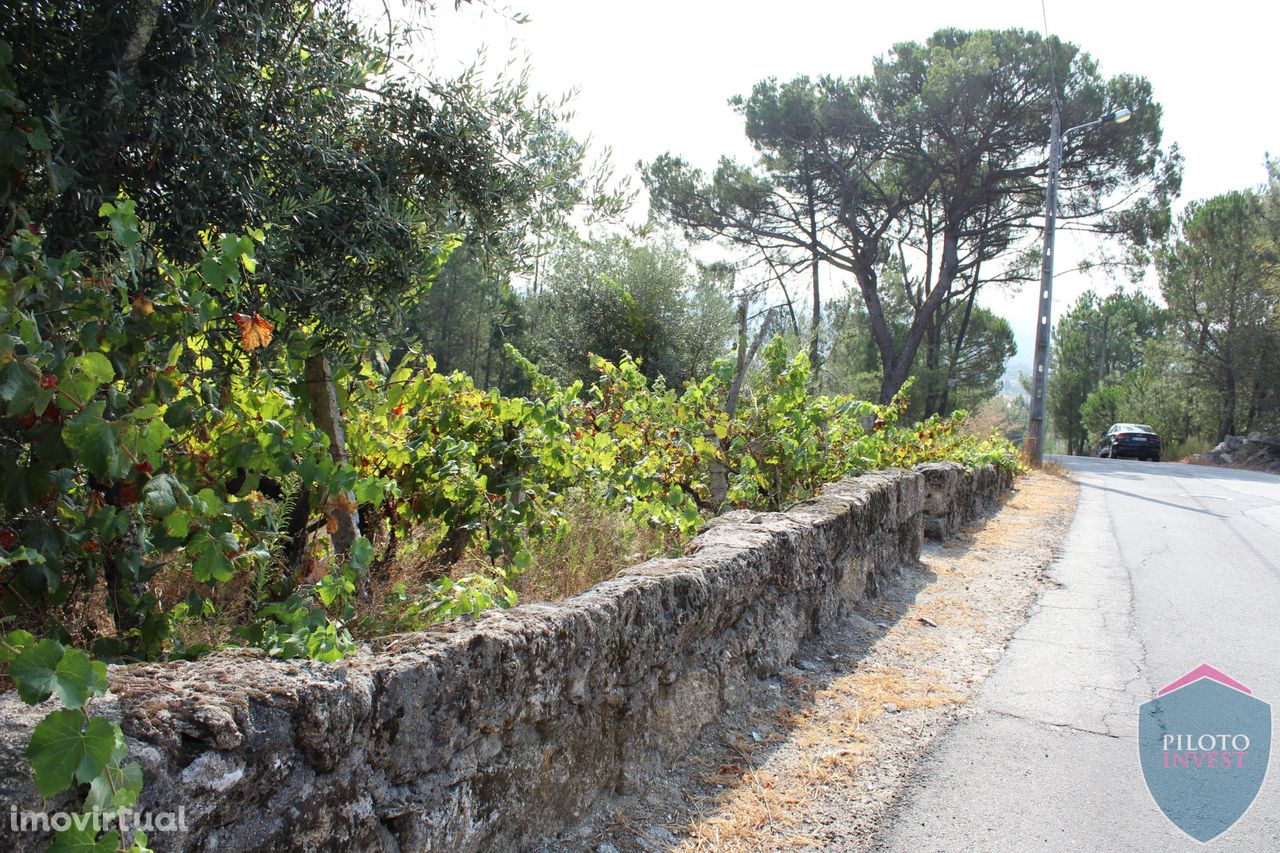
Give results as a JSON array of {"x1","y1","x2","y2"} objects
[
  {"x1": 922, "y1": 314, "x2": 943, "y2": 415},
  {"x1": 282, "y1": 481, "x2": 312, "y2": 574},
  {"x1": 939, "y1": 281, "x2": 979, "y2": 416},
  {"x1": 86, "y1": 473, "x2": 146, "y2": 637},
  {"x1": 853, "y1": 265, "x2": 908, "y2": 406},
  {"x1": 878, "y1": 357, "x2": 916, "y2": 406},
  {"x1": 807, "y1": 183, "x2": 822, "y2": 373},
  {"x1": 482, "y1": 321, "x2": 496, "y2": 388},
  {"x1": 710, "y1": 300, "x2": 773, "y2": 509},
  {"x1": 304, "y1": 352, "x2": 361, "y2": 559},
  {"x1": 122, "y1": 0, "x2": 164, "y2": 71},
  {"x1": 1246, "y1": 373, "x2": 1262, "y2": 432},
  {"x1": 1217, "y1": 369, "x2": 1236, "y2": 445},
  {"x1": 867, "y1": 232, "x2": 961, "y2": 406},
  {"x1": 763, "y1": 253, "x2": 802, "y2": 339},
  {"x1": 103, "y1": 520, "x2": 145, "y2": 636}
]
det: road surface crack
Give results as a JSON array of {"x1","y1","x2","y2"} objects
[{"x1": 980, "y1": 706, "x2": 1128, "y2": 740}]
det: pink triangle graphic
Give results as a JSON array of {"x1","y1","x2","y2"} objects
[{"x1": 1157, "y1": 664, "x2": 1252, "y2": 697}]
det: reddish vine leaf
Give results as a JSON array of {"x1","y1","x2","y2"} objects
[
  {"x1": 326, "y1": 493, "x2": 357, "y2": 514},
  {"x1": 232, "y1": 312, "x2": 274, "y2": 351},
  {"x1": 130, "y1": 293, "x2": 155, "y2": 316}
]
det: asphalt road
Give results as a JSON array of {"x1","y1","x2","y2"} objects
[{"x1": 878, "y1": 457, "x2": 1280, "y2": 851}]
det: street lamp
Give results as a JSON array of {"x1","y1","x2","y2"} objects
[{"x1": 1024, "y1": 103, "x2": 1133, "y2": 466}]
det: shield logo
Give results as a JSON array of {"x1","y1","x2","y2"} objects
[{"x1": 1139, "y1": 664, "x2": 1271, "y2": 842}]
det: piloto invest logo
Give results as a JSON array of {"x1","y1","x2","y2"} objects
[{"x1": 1138, "y1": 664, "x2": 1271, "y2": 843}]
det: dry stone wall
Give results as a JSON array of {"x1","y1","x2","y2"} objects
[
  {"x1": 916, "y1": 461, "x2": 1014, "y2": 540},
  {"x1": 0, "y1": 462, "x2": 1010, "y2": 852}
]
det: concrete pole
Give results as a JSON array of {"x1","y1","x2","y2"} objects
[{"x1": 1026, "y1": 101, "x2": 1062, "y2": 466}]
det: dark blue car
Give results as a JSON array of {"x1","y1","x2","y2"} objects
[{"x1": 1098, "y1": 423, "x2": 1162, "y2": 462}]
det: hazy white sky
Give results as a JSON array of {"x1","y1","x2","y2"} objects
[{"x1": 372, "y1": 0, "x2": 1278, "y2": 364}]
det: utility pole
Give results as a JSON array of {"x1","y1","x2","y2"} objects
[
  {"x1": 1025, "y1": 106, "x2": 1132, "y2": 466},
  {"x1": 1025, "y1": 101, "x2": 1061, "y2": 466}
]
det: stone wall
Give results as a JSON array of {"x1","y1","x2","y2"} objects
[
  {"x1": 0, "y1": 463, "x2": 1011, "y2": 852},
  {"x1": 916, "y1": 461, "x2": 1014, "y2": 540}
]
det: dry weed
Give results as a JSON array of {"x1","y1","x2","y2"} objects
[{"x1": 513, "y1": 491, "x2": 676, "y2": 602}]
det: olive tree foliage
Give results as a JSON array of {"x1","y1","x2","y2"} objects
[
  {"x1": 525, "y1": 235, "x2": 736, "y2": 388},
  {"x1": 2, "y1": 0, "x2": 616, "y2": 336},
  {"x1": 644, "y1": 28, "x2": 1180, "y2": 404},
  {"x1": 3, "y1": 0, "x2": 620, "y2": 552}
]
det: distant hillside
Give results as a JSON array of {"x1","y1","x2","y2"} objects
[{"x1": 1001, "y1": 361, "x2": 1031, "y2": 401}]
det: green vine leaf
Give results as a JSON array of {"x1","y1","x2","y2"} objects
[
  {"x1": 142, "y1": 474, "x2": 180, "y2": 518},
  {"x1": 8, "y1": 638, "x2": 65, "y2": 704},
  {"x1": 0, "y1": 359, "x2": 38, "y2": 411},
  {"x1": 62, "y1": 402, "x2": 118, "y2": 478},
  {"x1": 52, "y1": 648, "x2": 109, "y2": 709},
  {"x1": 84, "y1": 760, "x2": 144, "y2": 814},
  {"x1": 76, "y1": 352, "x2": 115, "y2": 386},
  {"x1": 62, "y1": 352, "x2": 116, "y2": 402},
  {"x1": 0, "y1": 628, "x2": 35, "y2": 664},
  {"x1": 349, "y1": 536, "x2": 374, "y2": 572},
  {"x1": 190, "y1": 532, "x2": 234, "y2": 583},
  {"x1": 46, "y1": 825, "x2": 121, "y2": 853},
  {"x1": 27, "y1": 710, "x2": 119, "y2": 797}
]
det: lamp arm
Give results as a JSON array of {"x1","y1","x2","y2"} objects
[
  {"x1": 1063, "y1": 118, "x2": 1103, "y2": 138},
  {"x1": 1065, "y1": 108, "x2": 1133, "y2": 138}
]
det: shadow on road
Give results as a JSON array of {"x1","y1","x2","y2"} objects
[
  {"x1": 1058, "y1": 456, "x2": 1280, "y2": 485},
  {"x1": 1074, "y1": 479, "x2": 1232, "y2": 519}
]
